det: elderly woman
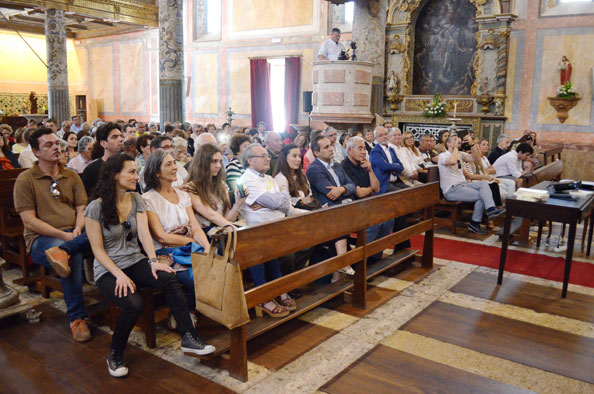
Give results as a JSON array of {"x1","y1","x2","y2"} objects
[
  {"x1": 67, "y1": 136, "x2": 94, "y2": 174},
  {"x1": 142, "y1": 150, "x2": 210, "y2": 318},
  {"x1": 225, "y1": 133, "x2": 251, "y2": 191}
]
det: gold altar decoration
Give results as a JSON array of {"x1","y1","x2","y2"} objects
[
  {"x1": 386, "y1": 91, "x2": 403, "y2": 111},
  {"x1": 548, "y1": 96, "x2": 581, "y2": 124},
  {"x1": 0, "y1": 93, "x2": 76, "y2": 117}
]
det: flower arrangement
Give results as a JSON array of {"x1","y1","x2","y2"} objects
[
  {"x1": 556, "y1": 81, "x2": 577, "y2": 98},
  {"x1": 423, "y1": 93, "x2": 446, "y2": 117}
]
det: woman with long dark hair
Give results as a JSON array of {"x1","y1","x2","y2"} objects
[
  {"x1": 85, "y1": 153, "x2": 214, "y2": 378},
  {"x1": 273, "y1": 143, "x2": 314, "y2": 212},
  {"x1": 183, "y1": 143, "x2": 247, "y2": 234},
  {"x1": 62, "y1": 131, "x2": 79, "y2": 163}
]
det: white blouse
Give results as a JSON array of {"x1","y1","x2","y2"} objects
[{"x1": 142, "y1": 188, "x2": 192, "y2": 249}]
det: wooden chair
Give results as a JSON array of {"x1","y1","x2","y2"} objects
[{"x1": 191, "y1": 183, "x2": 439, "y2": 382}]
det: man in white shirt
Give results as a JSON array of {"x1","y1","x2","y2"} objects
[
  {"x1": 70, "y1": 115, "x2": 82, "y2": 133},
  {"x1": 387, "y1": 127, "x2": 421, "y2": 185},
  {"x1": 324, "y1": 127, "x2": 344, "y2": 164},
  {"x1": 238, "y1": 144, "x2": 290, "y2": 226},
  {"x1": 318, "y1": 28, "x2": 348, "y2": 61},
  {"x1": 493, "y1": 142, "x2": 533, "y2": 189},
  {"x1": 66, "y1": 136, "x2": 94, "y2": 174},
  {"x1": 438, "y1": 135, "x2": 505, "y2": 235}
]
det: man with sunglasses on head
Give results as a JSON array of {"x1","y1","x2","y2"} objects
[{"x1": 14, "y1": 127, "x2": 93, "y2": 342}]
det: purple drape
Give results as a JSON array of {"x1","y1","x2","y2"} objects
[
  {"x1": 250, "y1": 58, "x2": 274, "y2": 129},
  {"x1": 284, "y1": 57, "x2": 301, "y2": 139}
]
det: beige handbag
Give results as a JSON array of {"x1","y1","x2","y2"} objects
[{"x1": 192, "y1": 225, "x2": 249, "y2": 329}]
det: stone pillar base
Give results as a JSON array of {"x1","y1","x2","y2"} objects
[
  {"x1": 48, "y1": 88, "x2": 70, "y2": 124},
  {"x1": 159, "y1": 79, "x2": 184, "y2": 124}
]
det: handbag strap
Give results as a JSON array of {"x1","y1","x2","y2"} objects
[{"x1": 214, "y1": 225, "x2": 236, "y2": 259}]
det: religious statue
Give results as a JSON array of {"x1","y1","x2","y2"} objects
[
  {"x1": 480, "y1": 77, "x2": 491, "y2": 95},
  {"x1": 29, "y1": 91, "x2": 38, "y2": 114},
  {"x1": 389, "y1": 35, "x2": 406, "y2": 54},
  {"x1": 494, "y1": 96, "x2": 504, "y2": 116},
  {"x1": 387, "y1": 71, "x2": 399, "y2": 94},
  {"x1": 557, "y1": 56, "x2": 572, "y2": 85}
]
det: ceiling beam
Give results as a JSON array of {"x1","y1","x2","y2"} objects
[{"x1": 0, "y1": 20, "x2": 75, "y2": 38}]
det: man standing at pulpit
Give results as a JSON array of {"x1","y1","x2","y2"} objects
[{"x1": 318, "y1": 28, "x2": 348, "y2": 61}]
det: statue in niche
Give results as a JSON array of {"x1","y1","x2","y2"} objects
[
  {"x1": 387, "y1": 71, "x2": 399, "y2": 94},
  {"x1": 29, "y1": 92, "x2": 38, "y2": 114},
  {"x1": 480, "y1": 77, "x2": 491, "y2": 95},
  {"x1": 389, "y1": 35, "x2": 406, "y2": 54},
  {"x1": 557, "y1": 56, "x2": 572, "y2": 85}
]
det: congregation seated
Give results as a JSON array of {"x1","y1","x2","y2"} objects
[
  {"x1": 487, "y1": 134, "x2": 511, "y2": 165},
  {"x1": 0, "y1": 133, "x2": 19, "y2": 169},
  {"x1": 62, "y1": 131, "x2": 79, "y2": 164},
  {"x1": 67, "y1": 136, "x2": 94, "y2": 174},
  {"x1": 264, "y1": 131, "x2": 282, "y2": 176},
  {"x1": 460, "y1": 142, "x2": 503, "y2": 208},
  {"x1": 434, "y1": 129, "x2": 449, "y2": 154},
  {"x1": 418, "y1": 133, "x2": 439, "y2": 164},
  {"x1": 139, "y1": 136, "x2": 188, "y2": 190},
  {"x1": 82, "y1": 122, "x2": 124, "y2": 197},
  {"x1": 324, "y1": 127, "x2": 344, "y2": 164},
  {"x1": 14, "y1": 127, "x2": 92, "y2": 341},
  {"x1": 12, "y1": 127, "x2": 29, "y2": 154},
  {"x1": 493, "y1": 142, "x2": 534, "y2": 190},
  {"x1": 438, "y1": 135, "x2": 505, "y2": 235},
  {"x1": 238, "y1": 143, "x2": 296, "y2": 317},
  {"x1": 369, "y1": 126, "x2": 407, "y2": 192},
  {"x1": 182, "y1": 143, "x2": 246, "y2": 235},
  {"x1": 401, "y1": 131, "x2": 427, "y2": 169},
  {"x1": 387, "y1": 128, "x2": 422, "y2": 186},
  {"x1": 294, "y1": 133, "x2": 309, "y2": 160},
  {"x1": 472, "y1": 138, "x2": 516, "y2": 201},
  {"x1": 225, "y1": 133, "x2": 251, "y2": 191},
  {"x1": 134, "y1": 133, "x2": 154, "y2": 175},
  {"x1": 141, "y1": 150, "x2": 210, "y2": 311},
  {"x1": 18, "y1": 128, "x2": 38, "y2": 169},
  {"x1": 85, "y1": 153, "x2": 214, "y2": 378},
  {"x1": 273, "y1": 143, "x2": 314, "y2": 214}
]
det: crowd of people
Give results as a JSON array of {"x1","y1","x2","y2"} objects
[{"x1": 4, "y1": 115, "x2": 542, "y2": 377}]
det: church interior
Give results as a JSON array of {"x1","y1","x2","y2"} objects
[{"x1": 1, "y1": 0, "x2": 594, "y2": 393}]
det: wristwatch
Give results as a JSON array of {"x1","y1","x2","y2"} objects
[{"x1": 148, "y1": 257, "x2": 158, "y2": 265}]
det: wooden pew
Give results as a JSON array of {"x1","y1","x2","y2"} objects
[
  {"x1": 194, "y1": 183, "x2": 439, "y2": 381},
  {"x1": 539, "y1": 146, "x2": 562, "y2": 166}
]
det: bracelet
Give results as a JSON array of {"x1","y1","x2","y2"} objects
[{"x1": 148, "y1": 258, "x2": 158, "y2": 265}]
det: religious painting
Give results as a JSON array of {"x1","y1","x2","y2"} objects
[{"x1": 412, "y1": 0, "x2": 478, "y2": 95}]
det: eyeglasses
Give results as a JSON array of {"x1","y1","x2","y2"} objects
[
  {"x1": 50, "y1": 180, "x2": 60, "y2": 199},
  {"x1": 122, "y1": 220, "x2": 133, "y2": 242},
  {"x1": 249, "y1": 154, "x2": 271, "y2": 160}
]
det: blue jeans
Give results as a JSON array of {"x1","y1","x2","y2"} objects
[
  {"x1": 445, "y1": 181, "x2": 495, "y2": 223},
  {"x1": 367, "y1": 219, "x2": 394, "y2": 261},
  {"x1": 29, "y1": 230, "x2": 92, "y2": 322},
  {"x1": 249, "y1": 259, "x2": 282, "y2": 288}
]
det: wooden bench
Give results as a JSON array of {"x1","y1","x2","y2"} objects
[
  {"x1": 191, "y1": 183, "x2": 439, "y2": 381},
  {"x1": 539, "y1": 146, "x2": 562, "y2": 166}
]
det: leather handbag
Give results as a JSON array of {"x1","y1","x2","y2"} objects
[{"x1": 192, "y1": 225, "x2": 249, "y2": 329}]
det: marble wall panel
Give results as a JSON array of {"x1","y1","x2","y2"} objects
[
  {"x1": 90, "y1": 45, "x2": 115, "y2": 115},
  {"x1": 192, "y1": 52, "x2": 219, "y2": 115},
  {"x1": 119, "y1": 41, "x2": 146, "y2": 114},
  {"x1": 232, "y1": 0, "x2": 314, "y2": 32},
  {"x1": 504, "y1": 36, "x2": 517, "y2": 123}
]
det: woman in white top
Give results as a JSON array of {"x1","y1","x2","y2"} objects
[
  {"x1": 460, "y1": 141, "x2": 503, "y2": 208},
  {"x1": 477, "y1": 138, "x2": 516, "y2": 200},
  {"x1": 142, "y1": 150, "x2": 210, "y2": 311},
  {"x1": 401, "y1": 131, "x2": 426, "y2": 167},
  {"x1": 272, "y1": 143, "x2": 314, "y2": 214},
  {"x1": 182, "y1": 143, "x2": 247, "y2": 235}
]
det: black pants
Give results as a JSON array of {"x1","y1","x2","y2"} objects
[
  {"x1": 96, "y1": 259, "x2": 197, "y2": 354},
  {"x1": 488, "y1": 182, "x2": 503, "y2": 207}
]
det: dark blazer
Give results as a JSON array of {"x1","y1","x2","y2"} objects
[
  {"x1": 3, "y1": 149, "x2": 20, "y2": 168},
  {"x1": 369, "y1": 143, "x2": 403, "y2": 194},
  {"x1": 306, "y1": 158, "x2": 356, "y2": 207}
]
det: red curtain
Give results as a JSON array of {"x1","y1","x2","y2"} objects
[
  {"x1": 284, "y1": 57, "x2": 301, "y2": 139},
  {"x1": 250, "y1": 58, "x2": 274, "y2": 129}
]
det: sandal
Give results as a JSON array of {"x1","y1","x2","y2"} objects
[
  {"x1": 279, "y1": 294, "x2": 297, "y2": 311},
  {"x1": 255, "y1": 301, "x2": 290, "y2": 318}
]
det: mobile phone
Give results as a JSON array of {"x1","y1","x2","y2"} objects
[{"x1": 457, "y1": 129, "x2": 469, "y2": 140}]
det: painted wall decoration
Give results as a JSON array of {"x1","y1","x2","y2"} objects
[{"x1": 412, "y1": 0, "x2": 478, "y2": 95}]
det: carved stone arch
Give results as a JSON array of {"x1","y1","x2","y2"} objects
[{"x1": 387, "y1": 0, "x2": 501, "y2": 25}]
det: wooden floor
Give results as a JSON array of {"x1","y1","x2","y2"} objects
[{"x1": 2, "y1": 238, "x2": 594, "y2": 393}]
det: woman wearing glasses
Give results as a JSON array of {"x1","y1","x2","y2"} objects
[{"x1": 85, "y1": 153, "x2": 215, "y2": 378}]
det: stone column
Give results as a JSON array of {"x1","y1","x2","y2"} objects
[
  {"x1": 159, "y1": 0, "x2": 184, "y2": 124},
  {"x1": 352, "y1": 0, "x2": 387, "y2": 116},
  {"x1": 45, "y1": 9, "x2": 70, "y2": 124}
]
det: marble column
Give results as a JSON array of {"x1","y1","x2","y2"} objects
[
  {"x1": 352, "y1": 0, "x2": 387, "y2": 115},
  {"x1": 159, "y1": 0, "x2": 184, "y2": 124},
  {"x1": 45, "y1": 9, "x2": 70, "y2": 124}
]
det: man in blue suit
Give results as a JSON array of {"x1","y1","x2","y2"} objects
[
  {"x1": 306, "y1": 135, "x2": 356, "y2": 207},
  {"x1": 368, "y1": 126, "x2": 410, "y2": 252},
  {"x1": 369, "y1": 126, "x2": 408, "y2": 193}
]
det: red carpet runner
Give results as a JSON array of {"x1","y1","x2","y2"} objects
[{"x1": 410, "y1": 235, "x2": 594, "y2": 288}]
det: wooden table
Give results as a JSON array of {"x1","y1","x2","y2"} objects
[{"x1": 498, "y1": 181, "x2": 594, "y2": 297}]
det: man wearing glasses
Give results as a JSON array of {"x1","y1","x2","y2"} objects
[{"x1": 14, "y1": 127, "x2": 92, "y2": 342}]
